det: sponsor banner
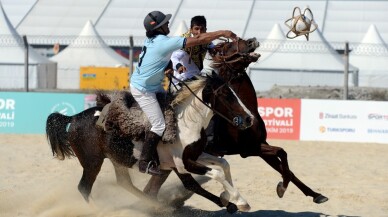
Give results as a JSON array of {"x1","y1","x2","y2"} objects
[
  {"x1": 300, "y1": 99, "x2": 388, "y2": 144},
  {"x1": 0, "y1": 92, "x2": 84, "y2": 134},
  {"x1": 257, "y1": 98, "x2": 301, "y2": 140}
]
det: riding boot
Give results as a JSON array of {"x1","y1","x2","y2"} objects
[{"x1": 139, "y1": 131, "x2": 163, "y2": 176}]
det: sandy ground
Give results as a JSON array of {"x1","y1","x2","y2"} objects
[
  {"x1": 257, "y1": 86, "x2": 388, "y2": 101},
  {"x1": 1, "y1": 134, "x2": 388, "y2": 217}
]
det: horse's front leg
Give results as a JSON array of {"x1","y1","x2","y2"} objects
[
  {"x1": 143, "y1": 170, "x2": 171, "y2": 198},
  {"x1": 196, "y1": 153, "x2": 250, "y2": 212},
  {"x1": 197, "y1": 152, "x2": 233, "y2": 186},
  {"x1": 182, "y1": 128, "x2": 250, "y2": 212},
  {"x1": 173, "y1": 169, "x2": 238, "y2": 214},
  {"x1": 259, "y1": 143, "x2": 292, "y2": 192},
  {"x1": 196, "y1": 153, "x2": 237, "y2": 208},
  {"x1": 111, "y1": 162, "x2": 167, "y2": 209},
  {"x1": 259, "y1": 144, "x2": 328, "y2": 204},
  {"x1": 183, "y1": 157, "x2": 250, "y2": 212}
]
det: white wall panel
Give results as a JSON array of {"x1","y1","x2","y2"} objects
[{"x1": 300, "y1": 99, "x2": 388, "y2": 144}]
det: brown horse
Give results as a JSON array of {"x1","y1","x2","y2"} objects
[
  {"x1": 46, "y1": 73, "x2": 253, "y2": 213},
  {"x1": 211, "y1": 38, "x2": 328, "y2": 203},
  {"x1": 146, "y1": 37, "x2": 328, "y2": 205}
]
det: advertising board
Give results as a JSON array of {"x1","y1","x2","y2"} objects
[
  {"x1": 0, "y1": 92, "x2": 84, "y2": 134},
  {"x1": 300, "y1": 99, "x2": 388, "y2": 143},
  {"x1": 257, "y1": 98, "x2": 301, "y2": 140}
]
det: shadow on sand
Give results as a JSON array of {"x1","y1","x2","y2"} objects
[
  {"x1": 151, "y1": 206, "x2": 359, "y2": 217},
  {"x1": 122, "y1": 176, "x2": 358, "y2": 217},
  {"x1": 121, "y1": 176, "x2": 357, "y2": 217}
]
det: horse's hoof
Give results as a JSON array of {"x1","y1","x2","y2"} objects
[
  {"x1": 276, "y1": 181, "x2": 287, "y2": 198},
  {"x1": 237, "y1": 203, "x2": 251, "y2": 212},
  {"x1": 220, "y1": 191, "x2": 230, "y2": 207},
  {"x1": 226, "y1": 202, "x2": 238, "y2": 214},
  {"x1": 313, "y1": 194, "x2": 329, "y2": 204}
]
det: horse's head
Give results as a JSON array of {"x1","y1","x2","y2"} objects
[
  {"x1": 210, "y1": 37, "x2": 261, "y2": 74},
  {"x1": 203, "y1": 72, "x2": 253, "y2": 130}
]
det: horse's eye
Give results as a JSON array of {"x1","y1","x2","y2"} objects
[{"x1": 221, "y1": 88, "x2": 234, "y2": 101}]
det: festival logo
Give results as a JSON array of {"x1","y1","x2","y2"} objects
[
  {"x1": 257, "y1": 98, "x2": 301, "y2": 140},
  {"x1": 0, "y1": 98, "x2": 15, "y2": 120},
  {"x1": 0, "y1": 98, "x2": 16, "y2": 128},
  {"x1": 51, "y1": 102, "x2": 77, "y2": 116}
]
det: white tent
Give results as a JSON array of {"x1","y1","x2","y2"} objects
[
  {"x1": 50, "y1": 20, "x2": 129, "y2": 89},
  {"x1": 10, "y1": 0, "x2": 388, "y2": 47},
  {"x1": 0, "y1": 2, "x2": 56, "y2": 89},
  {"x1": 249, "y1": 27, "x2": 359, "y2": 91},
  {"x1": 254, "y1": 23, "x2": 286, "y2": 62},
  {"x1": 173, "y1": 20, "x2": 188, "y2": 36},
  {"x1": 350, "y1": 24, "x2": 388, "y2": 88},
  {"x1": 16, "y1": 0, "x2": 108, "y2": 37},
  {"x1": 0, "y1": 0, "x2": 37, "y2": 27}
]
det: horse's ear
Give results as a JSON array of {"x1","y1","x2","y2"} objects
[{"x1": 211, "y1": 70, "x2": 217, "y2": 77}]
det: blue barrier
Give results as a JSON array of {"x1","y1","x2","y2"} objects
[{"x1": 0, "y1": 92, "x2": 85, "y2": 134}]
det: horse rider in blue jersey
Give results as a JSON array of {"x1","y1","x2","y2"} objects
[{"x1": 130, "y1": 11, "x2": 237, "y2": 175}]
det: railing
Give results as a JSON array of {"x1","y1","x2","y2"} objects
[
  {"x1": 1, "y1": 34, "x2": 387, "y2": 94},
  {"x1": 1, "y1": 35, "x2": 387, "y2": 56}
]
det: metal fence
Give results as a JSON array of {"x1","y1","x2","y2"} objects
[
  {"x1": 1, "y1": 35, "x2": 387, "y2": 94},
  {"x1": 1, "y1": 35, "x2": 387, "y2": 56}
]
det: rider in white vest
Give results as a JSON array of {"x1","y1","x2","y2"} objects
[{"x1": 171, "y1": 16, "x2": 215, "y2": 87}]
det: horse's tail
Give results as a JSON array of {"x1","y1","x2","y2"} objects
[{"x1": 46, "y1": 112, "x2": 74, "y2": 160}]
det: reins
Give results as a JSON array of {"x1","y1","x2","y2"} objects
[
  {"x1": 212, "y1": 38, "x2": 246, "y2": 64},
  {"x1": 169, "y1": 74, "x2": 240, "y2": 127},
  {"x1": 212, "y1": 38, "x2": 250, "y2": 78}
]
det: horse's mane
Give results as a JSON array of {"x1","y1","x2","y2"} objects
[{"x1": 171, "y1": 77, "x2": 206, "y2": 107}]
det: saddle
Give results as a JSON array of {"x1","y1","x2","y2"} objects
[{"x1": 96, "y1": 91, "x2": 177, "y2": 144}]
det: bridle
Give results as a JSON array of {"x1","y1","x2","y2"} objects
[
  {"x1": 212, "y1": 38, "x2": 253, "y2": 81},
  {"x1": 213, "y1": 39, "x2": 242, "y2": 63},
  {"x1": 170, "y1": 75, "x2": 245, "y2": 127},
  {"x1": 212, "y1": 38, "x2": 253, "y2": 65}
]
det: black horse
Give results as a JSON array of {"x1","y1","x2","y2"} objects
[{"x1": 46, "y1": 73, "x2": 253, "y2": 213}]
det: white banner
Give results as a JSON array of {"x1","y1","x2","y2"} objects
[{"x1": 300, "y1": 99, "x2": 388, "y2": 144}]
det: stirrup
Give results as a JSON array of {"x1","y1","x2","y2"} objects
[
  {"x1": 141, "y1": 160, "x2": 163, "y2": 175},
  {"x1": 145, "y1": 161, "x2": 156, "y2": 174}
]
